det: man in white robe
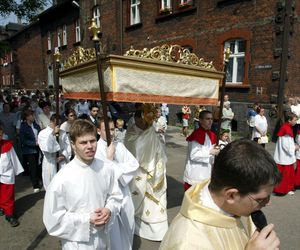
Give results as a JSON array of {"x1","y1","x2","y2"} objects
[
  {"x1": 43, "y1": 119, "x2": 122, "y2": 250},
  {"x1": 124, "y1": 106, "x2": 168, "y2": 241},
  {"x1": 95, "y1": 118, "x2": 139, "y2": 250},
  {"x1": 38, "y1": 114, "x2": 71, "y2": 190}
]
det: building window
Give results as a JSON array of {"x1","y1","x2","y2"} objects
[
  {"x1": 75, "y1": 19, "x2": 81, "y2": 42},
  {"x1": 224, "y1": 39, "x2": 245, "y2": 84},
  {"x1": 47, "y1": 31, "x2": 52, "y2": 50},
  {"x1": 11, "y1": 74, "x2": 14, "y2": 86},
  {"x1": 160, "y1": 0, "x2": 171, "y2": 11},
  {"x1": 57, "y1": 27, "x2": 62, "y2": 47},
  {"x1": 10, "y1": 52, "x2": 13, "y2": 63},
  {"x1": 130, "y1": 0, "x2": 141, "y2": 25},
  {"x1": 179, "y1": 0, "x2": 193, "y2": 6},
  {"x1": 6, "y1": 75, "x2": 10, "y2": 86},
  {"x1": 2, "y1": 76, "x2": 4, "y2": 85},
  {"x1": 63, "y1": 25, "x2": 67, "y2": 46},
  {"x1": 93, "y1": 6, "x2": 101, "y2": 27}
]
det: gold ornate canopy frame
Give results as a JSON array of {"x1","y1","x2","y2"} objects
[{"x1": 60, "y1": 44, "x2": 224, "y2": 105}]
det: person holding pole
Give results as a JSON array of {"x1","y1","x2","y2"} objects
[
  {"x1": 183, "y1": 110, "x2": 220, "y2": 191},
  {"x1": 95, "y1": 117, "x2": 139, "y2": 250}
]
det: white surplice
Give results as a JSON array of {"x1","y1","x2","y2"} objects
[
  {"x1": 183, "y1": 134, "x2": 214, "y2": 185},
  {"x1": 124, "y1": 124, "x2": 168, "y2": 241},
  {"x1": 0, "y1": 143, "x2": 24, "y2": 184},
  {"x1": 95, "y1": 138, "x2": 139, "y2": 250},
  {"x1": 274, "y1": 135, "x2": 296, "y2": 165},
  {"x1": 43, "y1": 157, "x2": 123, "y2": 250},
  {"x1": 38, "y1": 126, "x2": 72, "y2": 190}
]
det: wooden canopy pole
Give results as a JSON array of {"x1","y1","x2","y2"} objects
[
  {"x1": 216, "y1": 48, "x2": 231, "y2": 145},
  {"x1": 53, "y1": 50, "x2": 61, "y2": 172},
  {"x1": 89, "y1": 18, "x2": 111, "y2": 146}
]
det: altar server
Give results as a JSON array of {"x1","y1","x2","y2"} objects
[
  {"x1": 273, "y1": 112, "x2": 298, "y2": 195},
  {"x1": 0, "y1": 125, "x2": 23, "y2": 227},
  {"x1": 43, "y1": 119, "x2": 122, "y2": 250},
  {"x1": 38, "y1": 114, "x2": 71, "y2": 190},
  {"x1": 96, "y1": 118, "x2": 139, "y2": 250},
  {"x1": 183, "y1": 110, "x2": 220, "y2": 191}
]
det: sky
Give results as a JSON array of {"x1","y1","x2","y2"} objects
[{"x1": 0, "y1": 2, "x2": 52, "y2": 26}]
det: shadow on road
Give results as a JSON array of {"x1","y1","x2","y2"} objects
[
  {"x1": 15, "y1": 191, "x2": 45, "y2": 219},
  {"x1": 166, "y1": 175, "x2": 184, "y2": 209},
  {"x1": 26, "y1": 228, "x2": 48, "y2": 250}
]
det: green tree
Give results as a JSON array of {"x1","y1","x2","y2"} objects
[{"x1": 0, "y1": 0, "x2": 51, "y2": 22}]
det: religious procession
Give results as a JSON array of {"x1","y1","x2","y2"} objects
[{"x1": 1, "y1": 0, "x2": 300, "y2": 249}]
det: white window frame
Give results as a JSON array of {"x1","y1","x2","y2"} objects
[
  {"x1": 93, "y1": 6, "x2": 101, "y2": 27},
  {"x1": 11, "y1": 74, "x2": 14, "y2": 86},
  {"x1": 224, "y1": 39, "x2": 245, "y2": 84},
  {"x1": 63, "y1": 25, "x2": 67, "y2": 46},
  {"x1": 57, "y1": 27, "x2": 62, "y2": 47},
  {"x1": 6, "y1": 75, "x2": 10, "y2": 86},
  {"x1": 75, "y1": 19, "x2": 81, "y2": 42},
  {"x1": 180, "y1": 0, "x2": 192, "y2": 5},
  {"x1": 130, "y1": 0, "x2": 141, "y2": 25},
  {"x1": 161, "y1": 0, "x2": 171, "y2": 10},
  {"x1": 47, "y1": 31, "x2": 52, "y2": 50}
]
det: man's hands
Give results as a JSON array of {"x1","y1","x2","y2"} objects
[
  {"x1": 245, "y1": 224, "x2": 280, "y2": 250},
  {"x1": 90, "y1": 208, "x2": 111, "y2": 226}
]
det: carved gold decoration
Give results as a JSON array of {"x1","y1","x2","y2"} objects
[
  {"x1": 160, "y1": 208, "x2": 165, "y2": 214},
  {"x1": 63, "y1": 47, "x2": 96, "y2": 69},
  {"x1": 146, "y1": 210, "x2": 150, "y2": 216},
  {"x1": 124, "y1": 44, "x2": 216, "y2": 70},
  {"x1": 224, "y1": 47, "x2": 231, "y2": 63},
  {"x1": 54, "y1": 50, "x2": 61, "y2": 63},
  {"x1": 145, "y1": 192, "x2": 160, "y2": 204},
  {"x1": 89, "y1": 18, "x2": 101, "y2": 42},
  {"x1": 135, "y1": 176, "x2": 142, "y2": 182}
]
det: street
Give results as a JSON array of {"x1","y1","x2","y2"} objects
[{"x1": 1, "y1": 126, "x2": 300, "y2": 250}]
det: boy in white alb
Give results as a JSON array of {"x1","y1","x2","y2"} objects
[
  {"x1": 96, "y1": 118, "x2": 139, "y2": 250},
  {"x1": 43, "y1": 119, "x2": 122, "y2": 249},
  {"x1": 0, "y1": 125, "x2": 24, "y2": 227}
]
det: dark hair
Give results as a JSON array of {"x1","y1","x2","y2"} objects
[
  {"x1": 89, "y1": 103, "x2": 99, "y2": 110},
  {"x1": 199, "y1": 110, "x2": 212, "y2": 120},
  {"x1": 284, "y1": 111, "x2": 297, "y2": 122},
  {"x1": 69, "y1": 119, "x2": 97, "y2": 143},
  {"x1": 64, "y1": 108, "x2": 76, "y2": 117},
  {"x1": 256, "y1": 105, "x2": 264, "y2": 114},
  {"x1": 50, "y1": 114, "x2": 58, "y2": 123},
  {"x1": 39, "y1": 100, "x2": 51, "y2": 109},
  {"x1": 209, "y1": 139, "x2": 281, "y2": 195}
]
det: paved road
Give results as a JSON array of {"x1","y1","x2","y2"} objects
[{"x1": 1, "y1": 126, "x2": 299, "y2": 249}]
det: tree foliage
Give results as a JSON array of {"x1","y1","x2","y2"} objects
[{"x1": 0, "y1": 0, "x2": 51, "y2": 22}]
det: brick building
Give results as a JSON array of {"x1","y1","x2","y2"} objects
[{"x1": 1, "y1": 0, "x2": 299, "y2": 132}]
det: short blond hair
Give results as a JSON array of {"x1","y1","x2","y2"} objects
[
  {"x1": 69, "y1": 119, "x2": 97, "y2": 143},
  {"x1": 116, "y1": 118, "x2": 124, "y2": 127}
]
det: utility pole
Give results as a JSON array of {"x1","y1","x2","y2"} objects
[{"x1": 277, "y1": 0, "x2": 293, "y2": 121}]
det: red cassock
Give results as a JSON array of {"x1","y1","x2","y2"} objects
[
  {"x1": 273, "y1": 123, "x2": 295, "y2": 194},
  {"x1": 295, "y1": 129, "x2": 300, "y2": 187},
  {"x1": 0, "y1": 140, "x2": 15, "y2": 216}
]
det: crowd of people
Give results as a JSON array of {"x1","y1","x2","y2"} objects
[{"x1": 1, "y1": 88, "x2": 297, "y2": 249}]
